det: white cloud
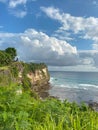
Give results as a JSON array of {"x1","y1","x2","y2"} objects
[
  {"x1": 93, "y1": 43, "x2": 98, "y2": 50},
  {"x1": 79, "y1": 50, "x2": 98, "y2": 67},
  {"x1": 9, "y1": 0, "x2": 27, "y2": 8},
  {"x1": 0, "y1": 0, "x2": 28, "y2": 18},
  {"x1": 48, "y1": 65, "x2": 98, "y2": 72},
  {"x1": 8, "y1": 0, "x2": 28, "y2": 18},
  {"x1": 0, "y1": 29, "x2": 98, "y2": 67},
  {"x1": 41, "y1": 6, "x2": 98, "y2": 49},
  {"x1": 41, "y1": 7, "x2": 63, "y2": 22},
  {"x1": 93, "y1": 53, "x2": 98, "y2": 66},
  {"x1": 41, "y1": 7, "x2": 85, "y2": 32},
  {"x1": 0, "y1": 29, "x2": 79, "y2": 66},
  {"x1": 0, "y1": 0, "x2": 28, "y2": 7}
]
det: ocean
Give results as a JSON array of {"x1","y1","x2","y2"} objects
[{"x1": 49, "y1": 71, "x2": 98, "y2": 104}]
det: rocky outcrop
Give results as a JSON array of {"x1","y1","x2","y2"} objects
[
  {"x1": 27, "y1": 68, "x2": 50, "y2": 91},
  {"x1": 88, "y1": 101, "x2": 98, "y2": 111},
  {"x1": 0, "y1": 62, "x2": 50, "y2": 92}
]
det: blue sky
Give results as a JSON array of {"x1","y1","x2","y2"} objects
[{"x1": 0, "y1": 0, "x2": 98, "y2": 71}]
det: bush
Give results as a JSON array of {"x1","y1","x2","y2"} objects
[
  {"x1": 0, "y1": 47, "x2": 17, "y2": 66},
  {"x1": 5, "y1": 47, "x2": 17, "y2": 61}
]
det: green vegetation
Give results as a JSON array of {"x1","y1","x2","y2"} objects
[
  {"x1": 22, "y1": 72, "x2": 31, "y2": 90},
  {"x1": 22, "y1": 62, "x2": 47, "y2": 73},
  {"x1": 0, "y1": 47, "x2": 17, "y2": 67},
  {"x1": 0, "y1": 51, "x2": 12, "y2": 66},
  {"x1": 0, "y1": 62, "x2": 19, "y2": 87},
  {"x1": 21, "y1": 62, "x2": 49, "y2": 90},
  {"x1": 0, "y1": 47, "x2": 98, "y2": 129},
  {"x1": 9, "y1": 64, "x2": 19, "y2": 78},
  {"x1": 0, "y1": 86, "x2": 98, "y2": 130},
  {"x1": 0, "y1": 61, "x2": 49, "y2": 90},
  {"x1": 5, "y1": 47, "x2": 17, "y2": 61}
]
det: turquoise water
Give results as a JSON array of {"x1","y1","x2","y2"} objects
[{"x1": 49, "y1": 71, "x2": 98, "y2": 103}]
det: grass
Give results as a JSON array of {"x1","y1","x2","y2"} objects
[
  {"x1": 0, "y1": 66, "x2": 9, "y2": 70},
  {"x1": 0, "y1": 86, "x2": 98, "y2": 130}
]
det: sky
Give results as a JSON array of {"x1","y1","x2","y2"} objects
[{"x1": 0, "y1": 0, "x2": 98, "y2": 71}]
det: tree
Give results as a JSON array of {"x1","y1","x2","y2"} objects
[{"x1": 5, "y1": 47, "x2": 17, "y2": 61}]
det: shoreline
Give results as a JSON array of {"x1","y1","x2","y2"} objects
[{"x1": 38, "y1": 83, "x2": 98, "y2": 111}]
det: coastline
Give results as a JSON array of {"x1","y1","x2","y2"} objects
[
  {"x1": 38, "y1": 82, "x2": 98, "y2": 111},
  {"x1": 49, "y1": 71, "x2": 98, "y2": 111}
]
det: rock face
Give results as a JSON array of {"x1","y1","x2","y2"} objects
[
  {"x1": 0, "y1": 62, "x2": 50, "y2": 92},
  {"x1": 27, "y1": 68, "x2": 50, "y2": 91},
  {"x1": 88, "y1": 101, "x2": 98, "y2": 111}
]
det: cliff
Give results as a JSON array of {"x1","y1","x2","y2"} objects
[
  {"x1": 27, "y1": 67, "x2": 50, "y2": 91},
  {"x1": 0, "y1": 62, "x2": 50, "y2": 92}
]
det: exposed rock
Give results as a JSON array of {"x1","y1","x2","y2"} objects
[
  {"x1": 27, "y1": 68, "x2": 50, "y2": 92},
  {"x1": 0, "y1": 62, "x2": 50, "y2": 93},
  {"x1": 88, "y1": 101, "x2": 98, "y2": 111}
]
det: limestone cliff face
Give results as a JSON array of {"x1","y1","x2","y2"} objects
[
  {"x1": 0, "y1": 62, "x2": 50, "y2": 91},
  {"x1": 27, "y1": 67, "x2": 50, "y2": 91}
]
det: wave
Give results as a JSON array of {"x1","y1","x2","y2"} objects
[
  {"x1": 50, "y1": 77, "x2": 98, "y2": 90},
  {"x1": 79, "y1": 84, "x2": 98, "y2": 88},
  {"x1": 59, "y1": 84, "x2": 79, "y2": 89},
  {"x1": 50, "y1": 77, "x2": 55, "y2": 83}
]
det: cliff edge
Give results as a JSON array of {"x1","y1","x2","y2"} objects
[{"x1": 0, "y1": 62, "x2": 50, "y2": 92}]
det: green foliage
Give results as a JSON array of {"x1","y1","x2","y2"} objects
[
  {"x1": 22, "y1": 75, "x2": 31, "y2": 90},
  {"x1": 0, "y1": 68, "x2": 15, "y2": 87},
  {"x1": 22, "y1": 69, "x2": 31, "y2": 90},
  {"x1": 0, "y1": 64, "x2": 19, "y2": 87},
  {"x1": 5, "y1": 47, "x2": 17, "y2": 60},
  {"x1": 0, "y1": 61, "x2": 49, "y2": 91},
  {"x1": 25, "y1": 63, "x2": 47, "y2": 73},
  {"x1": 0, "y1": 47, "x2": 17, "y2": 66},
  {"x1": 0, "y1": 86, "x2": 98, "y2": 130},
  {"x1": 21, "y1": 62, "x2": 49, "y2": 90},
  {"x1": 9, "y1": 64, "x2": 19, "y2": 78},
  {"x1": 0, "y1": 51, "x2": 12, "y2": 66}
]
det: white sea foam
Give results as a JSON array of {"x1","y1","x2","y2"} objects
[
  {"x1": 52, "y1": 83, "x2": 79, "y2": 89},
  {"x1": 59, "y1": 84, "x2": 79, "y2": 89},
  {"x1": 79, "y1": 84, "x2": 98, "y2": 88},
  {"x1": 50, "y1": 76, "x2": 98, "y2": 90},
  {"x1": 50, "y1": 77, "x2": 55, "y2": 83},
  {"x1": 59, "y1": 83, "x2": 98, "y2": 90}
]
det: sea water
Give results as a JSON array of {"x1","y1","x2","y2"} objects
[{"x1": 49, "y1": 71, "x2": 98, "y2": 103}]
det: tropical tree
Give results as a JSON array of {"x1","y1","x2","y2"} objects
[{"x1": 5, "y1": 47, "x2": 17, "y2": 61}]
